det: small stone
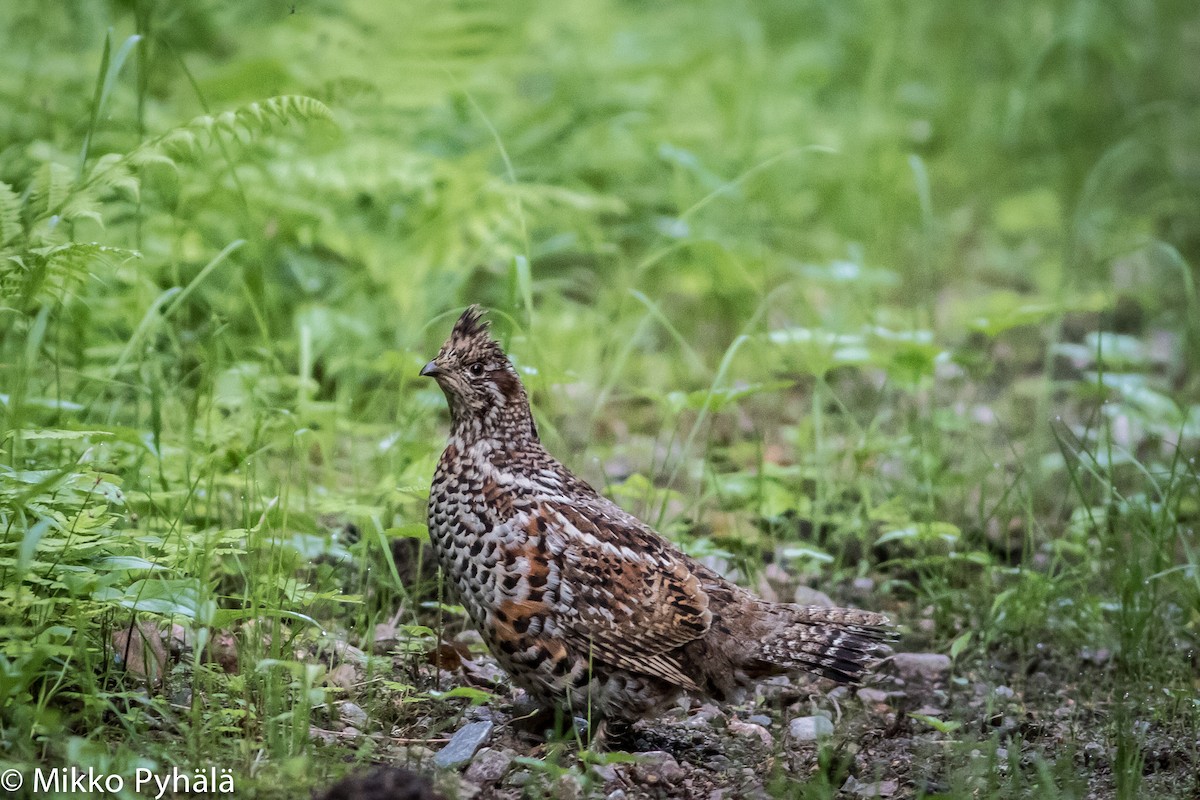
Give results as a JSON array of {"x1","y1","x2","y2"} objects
[
  {"x1": 857, "y1": 687, "x2": 889, "y2": 704},
  {"x1": 606, "y1": 791, "x2": 627, "y2": 800},
  {"x1": 788, "y1": 715, "x2": 834, "y2": 742},
  {"x1": 851, "y1": 577, "x2": 875, "y2": 593},
  {"x1": 591, "y1": 764, "x2": 620, "y2": 785},
  {"x1": 1080, "y1": 647, "x2": 1111, "y2": 665},
  {"x1": 842, "y1": 776, "x2": 899, "y2": 797},
  {"x1": 633, "y1": 751, "x2": 685, "y2": 784},
  {"x1": 504, "y1": 769, "x2": 532, "y2": 787},
  {"x1": 746, "y1": 714, "x2": 772, "y2": 727},
  {"x1": 327, "y1": 663, "x2": 359, "y2": 690},
  {"x1": 892, "y1": 652, "x2": 951, "y2": 682},
  {"x1": 463, "y1": 747, "x2": 514, "y2": 785},
  {"x1": 433, "y1": 720, "x2": 494, "y2": 770},
  {"x1": 728, "y1": 719, "x2": 773, "y2": 747},
  {"x1": 993, "y1": 685, "x2": 1015, "y2": 700},
  {"x1": 793, "y1": 586, "x2": 835, "y2": 607},
  {"x1": 337, "y1": 701, "x2": 368, "y2": 729},
  {"x1": 685, "y1": 703, "x2": 724, "y2": 728},
  {"x1": 764, "y1": 563, "x2": 791, "y2": 584},
  {"x1": 310, "y1": 727, "x2": 340, "y2": 746},
  {"x1": 553, "y1": 773, "x2": 582, "y2": 800},
  {"x1": 754, "y1": 573, "x2": 780, "y2": 603}
]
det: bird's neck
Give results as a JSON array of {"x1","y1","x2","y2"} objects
[{"x1": 450, "y1": 396, "x2": 539, "y2": 446}]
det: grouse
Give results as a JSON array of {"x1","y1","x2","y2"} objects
[{"x1": 422, "y1": 306, "x2": 893, "y2": 741}]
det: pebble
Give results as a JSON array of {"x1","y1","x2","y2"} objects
[
  {"x1": 793, "y1": 586, "x2": 835, "y2": 607},
  {"x1": 553, "y1": 774, "x2": 583, "y2": 800},
  {"x1": 892, "y1": 652, "x2": 951, "y2": 682},
  {"x1": 326, "y1": 663, "x2": 358, "y2": 689},
  {"x1": 746, "y1": 714, "x2": 772, "y2": 727},
  {"x1": 728, "y1": 719, "x2": 773, "y2": 747},
  {"x1": 857, "y1": 687, "x2": 890, "y2": 704},
  {"x1": 685, "y1": 703, "x2": 724, "y2": 728},
  {"x1": 788, "y1": 715, "x2": 834, "y2": 742},
  {"x1": 842, "y1": 776, "x2": 899, "y2": 797},
  {"x1": 463, "y1": 747, "x2": 513, "y2": 785},
  {"x1": 337, "y1": 701, "x2": 368, "y2": 729},
  {"x1": 591, "y1": 764, "x2": 620, "y2": 784},
  {"x1": 993, "y1": 685, "x2": 1015, "y2": 700},
  {"x1": 433, "y1": 720, "x2": 494, "y2": 770},
  {"x1": 632, "y1": 751, "x2": 686, "y2": 784}
]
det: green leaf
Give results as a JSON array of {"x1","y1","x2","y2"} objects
[
  {"x1": 93, "y1": 556, "x2": 167, "y2": 573},
  {"x1": 909, "y1": 713, "x2": 962, "y2": 734},
  {"x1": 949, "y1": 630, "x2": 973, "y2": 661}
]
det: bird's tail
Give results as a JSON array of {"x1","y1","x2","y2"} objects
[{"x1": 751, "y1": 603, "x2": 895, "y2": 684}]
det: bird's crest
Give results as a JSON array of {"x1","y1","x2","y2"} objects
[
  {"x1": 439, "y1": 305, "x2": 505, "y2": 365},
  {"x1": 450, "y1": 304, "x2": 489, "y2": 343}
]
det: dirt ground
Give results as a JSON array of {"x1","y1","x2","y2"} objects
[{"x1": 321, "y1": 638, "x2": 1197, "y2": 800}]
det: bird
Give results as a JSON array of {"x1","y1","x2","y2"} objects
[{"x1": 421, "y1": 306, "x2": 894, "y2": 744}]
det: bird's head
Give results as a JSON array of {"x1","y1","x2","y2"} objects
[{"x1": 420, "y1": 306, "x2": 537, "y2": 441}]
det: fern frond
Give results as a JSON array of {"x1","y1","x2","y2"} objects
[
  {"x1": 27, "y1": 162, "x2": 74, "y2": 220},
  {"x1": 87, "y1": 153, "x2": 140, "y2": 202},
  {"x1": 0, "y1": 183, "x2": 21, "y2": 247},
  {"x1": 157, "y1": 94, "x2": 334, "y2": 161}
]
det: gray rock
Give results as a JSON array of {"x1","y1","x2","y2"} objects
[
  {"x1": 788, "y1": 715, "x2": 834, "y2": 742},
  {"x1": 552, "y1": 773, "x2": 582, "y2": 800},
  {"x1": 851, "y1": 577, "x2": 876, "y2": 593},
  {"x1": 633, "y1": 751, "x2": 686, "y2": 785},
  {"x1": 337, "y1": 701, "x2": 368, "y2": 729},
  {"x1": 842, "y1": 776, "x2": 899, "y2": 797},
  {"x1": 728, "y1": 718, "x2": 773, "y2": 747},
  {"x1": 433, "y1": 720, "x2": 494, "y2": 770},
  {"x1": 685, "y1": 703, "x2": 724, "y2": 728},
  {"x1": 857, "y1": 687, "x2": 890, "y2": 704},
  {"x1": 504, "y1": 769, "x2": 532, "y2": 787},
  {"x1": 892, "y1": 652, "x2": 951, "y2": 681},
  {"x1": 793, "y1": 586, "x2": 835, "y2": 607},
  {"x1": 606, "y1": 791, "x2": 628, "y2": 800},
  {"x1": 746, "y1": 714, "x2": 772, "y2": 727},
  {"x1": 591, "y1": 763, "x2": 620, "y2": 785},
  {"x1": 463, "y1": 746, "x2": 514, "y2": 785}
]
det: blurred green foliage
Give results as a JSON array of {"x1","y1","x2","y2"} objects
[{"x1": 0, "y1": 0, "x2": 1198, "y2": 796}]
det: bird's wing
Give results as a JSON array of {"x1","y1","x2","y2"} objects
[{"x1": 530, "y1": 497, "x2": 712, "y2": 691}]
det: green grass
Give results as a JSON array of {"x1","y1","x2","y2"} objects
[{"x1": 1, "y1": 1, "x2": 1198, "y2": 797}]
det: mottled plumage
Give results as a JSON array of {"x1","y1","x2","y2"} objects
[{"x1": 422, "y1": 307, "x2": 893, "y2": 736}]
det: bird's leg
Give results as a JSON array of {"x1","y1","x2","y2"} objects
[
  {"x1": 588, "y1": 717, "x2": 639, "y2": 753},
  {"x1": 508, "y1": 702, "x2": 595, "y2": 748}
]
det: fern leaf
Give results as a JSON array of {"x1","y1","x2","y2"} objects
[
  {"x1": 0, "y1": 182, "x2": 21, "y2": 246},
  {"x1": 28, "y1": 162, "x2": 74, "y2": 219}
]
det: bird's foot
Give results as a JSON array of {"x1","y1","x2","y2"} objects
[{"x1": 509, "y1": 703, "x2": 589, "y2": 746}]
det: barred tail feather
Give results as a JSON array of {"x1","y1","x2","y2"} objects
[{"x1": 752, "y1": 603, "x2": 895, "y2": 684}]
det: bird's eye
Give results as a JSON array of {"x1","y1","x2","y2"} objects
[{"x1": 469, "y1": 362, "x2": 485, "y2": 377}]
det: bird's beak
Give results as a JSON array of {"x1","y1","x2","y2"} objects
[{"x1": 419, "y1": 360, "x2": 445, "y2": 378}]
